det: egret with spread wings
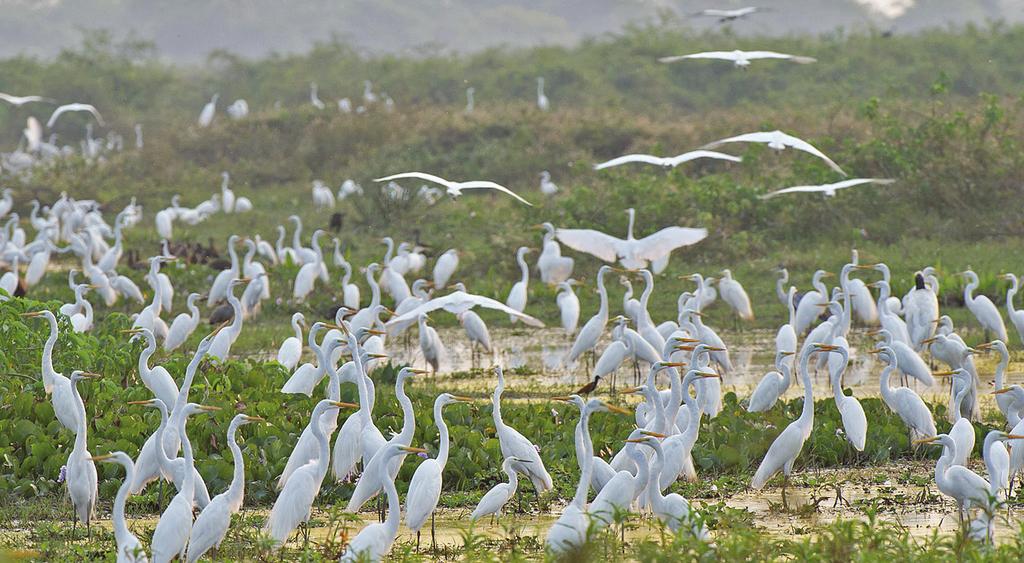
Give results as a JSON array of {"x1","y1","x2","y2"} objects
[
  {"x1": 46, "y1": 103, "x2": 105, "y2": 128},
  {"x1": 0, "y1": 93, "x2": 55, "y2": 106},
  {"x1": 759, "y1": 178, "x2": 895, "y2": 199},
  {"x1": 374, "y1": 172, "x2": 533, "y2": 206},
  {"x1": 385, "y1": 288, "x2": 545, "y2": 335},
  {"x1": 702, "y1": 130, "x2": 846, "y2": 176},
  {"x1": 594, "y1": 150, "x2": 741, "y2": 170},
  {"x1": 659, "y1": 50, "x2": 816, "y2": 67},
  {"x1": 693, "y1": 6, "x2": 762, "y2": 21},
  {"x1": 555, "y1": 208, "x2": 707, "y2": 270}
]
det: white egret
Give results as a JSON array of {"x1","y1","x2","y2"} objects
[
  {"x1": 536, "y1": 223, "x2": 573, "y2": 284},
  {"x1": 67, "y1": 371, "x2": 101, "y2": 537},
  {"x1": 464, "y1": 87, "x2": 475, "y2": 114},
  {"x1": 903, "y1": 272, "x2": 939, "y2": 350},
  {"x1": 752, "y1": 344, "x2": 835, "y2": 502},
  {"x1": 68, "y1": 284, "x2": 96, "y2": 333},
  {"x1": 433, "y1": 249, "x2": 459, "y2": 288},
  {"x1": 979, "y1": 341, "x2": 1016, "y2": 422},
  {"x1": 293, "y1": 231, "x2": 326, "y2": 302},
  {"x1": 505, "y1": 246, "x2": 532, "y2": 320},
  {"x1": 702, "y1": 130, "x2": 846, "y2": 176},
  {"x1": 536, "y1": 76, "x2": 549, "y2": 111},
  {"x1": 874, "y1": 328, "x2": 934, "y2": 387},
  {"x1": 340, "y1": 444, "x2": 426, "y2": 562},
  {"x1": 793, "y1": 270, "x2": 831, "y2": 335},
  {"x1": 151, "y1": 404, "x2": 219, "y2": 563},
  {"x1": 385, "y1": 286, "x2": 544, "y2": 334},
  {"x1": 916, "y1": 434, "x2": 990, "y2": 519},
  {"x1": 471, "y1": 456, "x2": 528, "y2": 522},
  {"x1": 718, "y1": 269, "x2": 754, "y2": 321},
  {"x1": 404, "y1": 393, "x2": 473, "y2": 548},
  {"x1": 874, "y1": 346, "x2": 937, "y2": 440},
  {"x1": 264, "y1": 400, "x2": 357, "y2": 547},
  {"x1": 309, "y1": 82, "x2": 326, "y2": 110},
  {"x1": 186, "y1": 414, "x2": 264, "y2": 563},
  {"x1": 939, "y1": 369, "x2": 976, "y2": 466},
  {"x1": 374, "y1": 172, "x2": 533, "y2": 206},
  {"x1": 347, "y1": 368, "x2": 425, "y2": 512},
  {"x1": 125, "y1": 327, "x2": 179, "y2": 409},
  {"x1": 827, "y1": 346, "x2": 866, "y2": 451},
  {"x1": 556, "y1": 279, "x2": 581, "y2": 335},
  {"x1": 417, "y1": 314, "x2": 444, "y2": 374},
  {"x1": 761, "y1": 178, "x2": 896, "y2": 199},
  {"x1": 277, "y1": 312, "x2": 306, "y2": 371},
  {"x1": 90, "y1": 452, "x2": 148, "y2": 562},
  {"x1": 1001, "y1": 273, "x2": 1024, "y2": 346},
  {"x1": 458, "y1": 310, "x2": 492, "y2": 362},
  {"x1": 46, "y1": 103, "x2": 105, "y2": 128},
  {"x1": 164, "y1": 293, "x2": 202, "y2": 352},
  {"x1": 983, "y1": 430, "x2": 1015, "y2": 502},
  {"x1": 748, "y1": 350, "x2": 795, "y2": 412},
  {"x1": 492, "y1": 366, "x2": 553, "y2": 494},
  {"x1": 135, "y1": 398, "x2": 212, "y2": 510},
  {"x1": 868, "y1": 280, "x2": 911, "y2": 345},
  {"x1": 207, "y1": 235, "x2": 241, "y2": 307},
  {"x1": 594, "y1": 149, "x2": 741, "y2": 170},
  {"x1": 961, "y1": 270, "x2": 1008, "y2": 342},
  {"x1": 555, "y1": 208, "x2": 707, "y2": 271},
  {"x1": 693, "y1": 6, "x2": 762, "y2": 21},
  {"x1": 21, "y1": 310, "x2": 79, "y2": 432},
  {"x1": 198, "y1": 94, "x2": 218, "y2": 127},
  {"x1": 208, "y1": 278, "x2": 249, "y2": 361},
  {"x1": 339, "y1": 257, "x2": 361, "y2": 309},
  {"x1": 589, "y1": 428, "x2": 652, "y2": 528},
  {"x1": 632, "y1": 435, "x2": 709, "y2": 538},
  {"x1": 539, "y1": 170, "x2": 558, "y2": 195}
]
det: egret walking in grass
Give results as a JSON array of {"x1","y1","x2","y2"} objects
[
  {"x1": 90, "y1": 452, "x2": 147, "y2": 562},
  {"x1": 67, "y1": 371, "x2": 101, "y2": 538},
  {"x1": 471, "y1": 456, "x2": 529, "y2": 523}
]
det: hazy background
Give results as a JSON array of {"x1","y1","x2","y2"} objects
[{"x1": 2, "y1": 0, "x2": 1023, "y2": 62}]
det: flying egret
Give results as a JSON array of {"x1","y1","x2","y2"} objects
[
  {"x1": 702, "y1": 130, "x2": 846, "y2": 176},
  {"x1": 759, "y1": 178, "x2": 895, "y2": 199},
  {"x1": 374, "y1": 172, "x2": 533, "y2": 206},
  {"x1": 594, "y1": 149, "x2": 741, "y2": 170},
  {"x1": 385, "y1": 287, "x2": 544, "y2": 334},
  {"x1": 555, "y1": 208, "x2": 707, "y2": 271},
  {"x1": 659, "y1": 50, "x2": 816, "y2": 67},
  {"x1": 693, "y1": 6, "x2": 762, "y2": 21},
  {"x1": 404, "y1": 393, "x2": 473, "y2": 548},
  {"x1": 0, "y1": 92, "x2": 54, "y2": 106},
  {"x1": 46, "y1": 103, "x2": 105, "y2": 128}
]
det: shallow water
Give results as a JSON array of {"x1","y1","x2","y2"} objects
[{"x1": 390, "y1": 327, "x2": 1023, "y2": 407}]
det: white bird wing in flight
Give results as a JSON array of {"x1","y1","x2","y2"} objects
[
  {"x1": 659, "y1": 51, "x2": 738, "y2": 64},
  {"x1": 46, "y1": 104, "x2": 105, "y2": 128},
  {"x1": 374, "y1": 172, "x2": 532, "y2": 206},
  {"x1": 456, "y1": 181, "x2": 534, "y2": 206},
  {"x1": 554, "y1": 228, "x2": 624, "y2": 263},
  {"x1": 0, "y1": 93, "x2": 54, "y2": 106},
  {"x1": 702, "y1": 130, "x2": 846, "y2": 176},
  {"x1": 632, "y1": 227, "x2": 709, "y2": 261},
  {"x1": 777, "y1": 133, "x2": 847, "y2": 176},
  {"x1": 759, "y1": 178, "x2": 894, "y2": 199},
  {"x1": 667, "y1": 150, "x2": 743, "y2": 166},
  {"x1": 593, "y1": 154, "x2": 668, "y2": 170},
  {"x1": 385, "y1": 290, "x2": 545, "y2": 330},
  {"x1": 741, "y1": 51, "x2": 817, "y2": 63}
]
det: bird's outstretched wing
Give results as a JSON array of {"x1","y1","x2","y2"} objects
[
  {"x1": 0, "y1": 93, "x2": 54, "y2": 105},
  {"x1": 701, "y1": 131, "x2": 777, "y2": 149},
  {"x1": 47, "y1": 104, "x2": 105, "y2": 128},
  {"x1": 777, "y1": 133, "x2": 847, "y2": 176},
  {"x1": 633, "y1": 227, "x2": 708, "y2": 261},
  {"x1": 555, "y1": 229, "x2": 624, "y2": 263},
  {"x1": 457, "y1": 181, "x2": 534, "y2": 206},
  {"x1": 659, "y1": 51, "x2": 737, "y2": 63},
  {"x1": 667, "y1": 150, "x2": 743, "y2": 166},
  {"x1": 759, "y1": 178, "x2": 894, "y2": 199},
  {"x1": 594, "y1": 154, "x2": 667, "y2": 169},
  {"x1": 742, "y1": 51, "x2": 817, "y2": 63},
  {"x1": 385, "y1": 291, "x2": 544, "y2": 330},
  {"x1": 374, "y1": 171, "x2": 451, "y2": 187}
]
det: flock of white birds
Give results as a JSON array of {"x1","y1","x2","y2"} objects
[{"x1": 2, "y1": 7, "x2": 1023, "y2": 560}]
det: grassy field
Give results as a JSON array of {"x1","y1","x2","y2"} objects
[{"x1": 4, "y1": 23, "x2": 1024, "y2": 561}]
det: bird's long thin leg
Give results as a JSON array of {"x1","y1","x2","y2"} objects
[
  {"x1": 782, "y1": 474, "x2": 789, "y2": 510},
  {"x1": 431, "y1": 511, "x2": 437, "y2": 550},
  {"x1": 416, "y1": 530, "x2": 421, "y2": 551}
]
